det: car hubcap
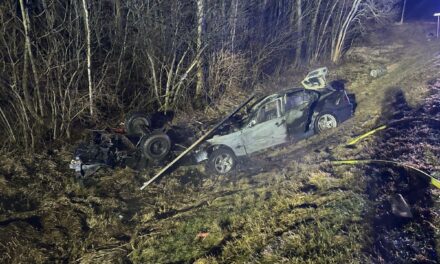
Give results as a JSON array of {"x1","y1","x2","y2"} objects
[
  {"x1": 132, "y1": 118, "x2": 149, "y2": 134},
  {"x1": 150, "y1": 140, "x2": 166, "y2": 155},
  {"x1": 317, "y1": 114, "x2": 337, "y2": 131},
  {"x1": 214, "y1": 154, "x2": 234, "y2": 173}
]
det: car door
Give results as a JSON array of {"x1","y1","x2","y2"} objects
[
  {"x1": 285, "y1": 90, "x2": 318, "y2": 134},
  {"x1": 240, "y1": 98, "x2": 288, "y2": 155}
]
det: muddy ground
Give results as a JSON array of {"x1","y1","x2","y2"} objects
[{"x1": 1, "y1": 23, "x2": 439, "y2": 263}]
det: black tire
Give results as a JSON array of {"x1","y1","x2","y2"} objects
[
  {"x1": 207, "y1": 148, "x2": 237, "y2": 175},
  {"x1": 314, "y1": 112, "x2": 338, "y2": 133},
  {"x1": 125, "y1": 112, "x2": 151, "y2": 135},
  {"x1": 140, "y1": 132, "x2": 171, "y2": 161}
]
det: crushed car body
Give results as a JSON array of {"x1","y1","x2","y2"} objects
[{"x1": 196, "y1": 67, "x2": 356, "y2": 174}]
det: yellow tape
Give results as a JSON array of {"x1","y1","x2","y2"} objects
[
  {"x1": 431, "y1": 178, "x2": 440, "y2": 189},
  {"x1": 347, "y1": 118, "x2": 440, "y2": 146},
  {"x1": 331, "y1": 160, "x2": 359, "y2": 165},
  {"x1": 331, "y1": 159, "x2": 440, "y2": 190},
  {"x1": 346, "y1": 125, "x2": 387, "y2": 145}
]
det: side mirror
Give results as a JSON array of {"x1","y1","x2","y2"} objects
[{"x1": 248, "y1": 120, "x2": 256, "y2": 128}]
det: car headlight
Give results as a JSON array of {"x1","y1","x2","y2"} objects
[{"x1": 194, "y1": 149, "x2": 208, "y2": 162}]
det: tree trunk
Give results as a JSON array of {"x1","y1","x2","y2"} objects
[
  {"x1": 114, "y1": 0, "x2": 122, "y2": 32},
  {"x1": 81, "y1": 0, "x2": 94, "y2": 116},
  {"x1": 399, "y1": 0, "x2": 406, "y2": 24},
  {"x1": 18, "y1": 0, "x2": 43, "y2": 119},
  {"x1": 230, "y1": 0, "x2": 238, "y2": 52},
  {"x1": 307, "y1": 0, "x2": 322, "y2": 61},
  {"x1": 331, "y1": 0, "x2": 361, "y2": 63},
  {"x1": 295, "y1": 0, "x2": 303, "y2": 65},
  {"x1": 195, "y1": 0, "x2": 206, "y2": 101}
]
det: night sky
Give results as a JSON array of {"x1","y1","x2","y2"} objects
[{"x1": 406, "y1": 0, "x2": 440, "y2": 20}]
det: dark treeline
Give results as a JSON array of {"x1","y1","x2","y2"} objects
[{"x1": 0, "y1": 0, "x2": 400, "y2": 151}]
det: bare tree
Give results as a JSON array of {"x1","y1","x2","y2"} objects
[
  {"x1": 230, "y1": 0, "x2": 239, "y2": 52},
  {"x1": 18, "y1": 0, "x2": 43, "y2": 120},
  {"x1": 81, "y1": 0, "x2": 93, "y2": 116},
  {"x1": 295, "y1": 0, "x2": 303, "y2": 65},
  {"x1": 331, "y1": 0, "x2": 400, "y2": 63},
  {"x1": 400, "y1": 0, "x2": 407, "y2": 24},
  {"x1": 195, "y1": 0, "x2": 206, "y2": 102}
]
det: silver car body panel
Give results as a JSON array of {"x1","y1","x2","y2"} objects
[
  {"x1": 206, "y1": 96, "x2": 288, "y2": 157},
  {"x1": 240, "y1": 116, "x2": 287, "y2": 154},
  {"x1": 207, "y1": 130, "x2": 247, "y2": 156}
]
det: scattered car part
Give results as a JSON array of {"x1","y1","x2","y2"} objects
[
  {"x1": 195, "y1": 232, "x2": 210, "y2": 241},
  {"x1": 140, "y1": 132, "x2": 171, "y2": 161},
  {"x1": 390, "y1": 194, "x2": 413, "y2": 218},
  {"x1": 140, "y1": 95, "x2": 255, "y2": 190},
  {"x1": 301, "y1": 67, "x2": 328, "y2": 89},
  {"x1": 70, "y1": 131, "x2": 142, "y2": 177},
  {"x1": 331, "y1": 159, "x2": 440, "y2": 189},
  {"x1": 370, "y1": 66, "x2": 387, "y2": 78},
  {"x1": 69, "y1": 158, "x2": 108, "y2": 177}
]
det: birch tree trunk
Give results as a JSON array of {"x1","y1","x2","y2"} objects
[
  {"x1": 81, "y1": 0, "x2": 94, "y2": 116},
  {"x1": 331, "y1": 0, "x2": 362, "y2": 63},
  {"x1": 195, "y1": 0, "x2": 205, "y2": 100},
  {"x1": 399, "y1": 0, "x2": 406, "y2": 24}
]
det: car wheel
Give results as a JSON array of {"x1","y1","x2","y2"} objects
[
  {"x1": 314, "y1": 113, "x2": 338, "y2": 133},
  {"x1": 125, "y1": 112, "x2": 151, "y2": 135},
  {"x1": 207, "y1": 148, "x2": 237, "y2": 175},
  {"x1": 141, "y1": 132, "x2": 171, "y2": 161}
]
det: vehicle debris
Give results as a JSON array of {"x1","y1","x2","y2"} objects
[
  {"x1": 370, "y1": 66, "x2": 387, "y2": 78},
  {"x1": 69, "y1": 112, "x2": 194, "y2": 177},
  {"x1": 195, "y1": 232, "x2": 210, "y2": 241},
  {"x1": 390, "y1": 194, "x2": 413, "y2": 218}
]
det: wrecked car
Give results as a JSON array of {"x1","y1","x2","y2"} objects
[
  {"x1": 196, "y1": 68, "x2": 356, "y2": 174},
  {"x1": 69, "y1": 112, "x2": 193, "y2": 177}
]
